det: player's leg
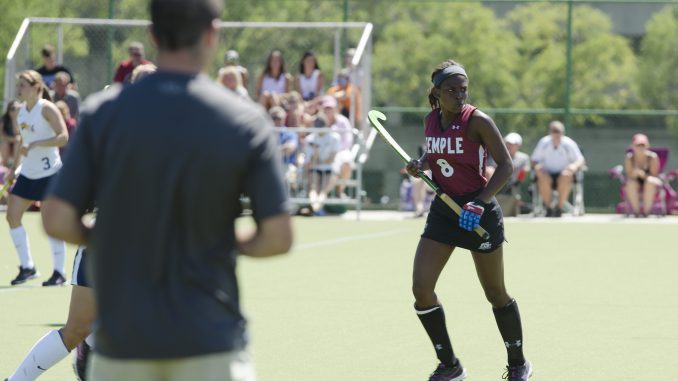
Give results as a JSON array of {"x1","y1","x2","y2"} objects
[
  {"x1": 5, "y1": 329, "x2": 70, "y2": 381},
  {"x1": 642, "y1": 176, "x2": 661, "y2": 216},
  {"x1": 5, "y1": 285, "x2": 95, "y2": 380},
  {"x1": 6, "y1": 193, "x2": 38, "y2": 285},
  {"x1": 61, "y1": 285, "x2": 96, "y2": 350},
  {"x1": 625, "y1": 179, "x2": 641, "y2": 215},
  {"x1": 535, "y1": 169, "x2": 553, "y2": 211},
  {"x1": 471, "y1": 247, "x2": 531, "y2": 378},
  {"x1": 556, "y1": 171, "x2": 574, "y2": 212},
  {"x1": 412, "y1": 238, "x2": 464, "y2": 375},
  {"x1": 412, "y1": 178, "x2": 428, "y2": 217},
  {"x1": 43, "y1": 236, "x2": 67, "y2": 286}
]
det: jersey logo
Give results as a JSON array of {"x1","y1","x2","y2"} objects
[
  {"x1": 426, "y1": 137, "x2": 464, "y2": 154},
  {"x1": 479, "y1": 242, "x2": 492, "y2": 250},
  {"x1": 452, "y1": 124, "x2": 461, "y2": 130},
  {"x1": 20, "y1": 122, "x2": 30, "y2": 131}
]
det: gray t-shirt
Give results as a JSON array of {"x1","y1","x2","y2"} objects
[{"x1": 49, "y1": 71, "x2": 289, "y2": 359}]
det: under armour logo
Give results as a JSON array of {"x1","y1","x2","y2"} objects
[
  {"x1": 504, "y1": 340, "x2": 522, "y2": 348},
  {"x1": 479, "y1": 242, "x2": 492, "y2": 250},
  {"x1": 452, "y1": 124, "x2": 461, "y2": 130},
  {"x1": 435, "y1": 344, "x2": 444, "y2": 351}
]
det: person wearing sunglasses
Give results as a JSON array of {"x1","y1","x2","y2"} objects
[{"x1": 531, "y1": 120, "x2": 585, "y2": 217}]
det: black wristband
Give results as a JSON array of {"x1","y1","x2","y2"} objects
[{"x1": 472, "y1": 198, "x2": 488, "y2": 208}]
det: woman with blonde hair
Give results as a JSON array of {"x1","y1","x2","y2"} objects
[
  {"x1": 624, "y1": 133, "x2": 661, "y2": 217},
  {"x1": 5, "y1": 70, "x2": 68, "y2": 286}
]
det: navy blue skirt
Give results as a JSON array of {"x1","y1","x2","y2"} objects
[{"x1": 10, "y1": 174, "x2": 56, "y2": 201}]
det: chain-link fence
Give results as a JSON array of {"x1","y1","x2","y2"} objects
[{"x1": 4, "y1": 18, "x2": 374, "y2": 215}]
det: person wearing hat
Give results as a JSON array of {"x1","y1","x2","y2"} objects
[
  {"x1": 223, "y1": 49, "x2": 249, "y2": 88},
  {"x1": 486, "y1": 132, "x2": 530, "y2": 187},
  {"x1": 486, "y1": 132, "x2": 531, "y2": 216},
  {"x1": 624, "y1": 133, "x2": 661, "y2": 217},
  {"x1": 531, "y1": 120, "x2": 585, "y2": 217}
]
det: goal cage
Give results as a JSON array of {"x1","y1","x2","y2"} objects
[{"x1": 4, "y1": 18, "x2": 375, "y2": 215}]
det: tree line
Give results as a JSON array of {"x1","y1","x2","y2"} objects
[{"x1": 1, "y1": 0, "x2": 676, "y2": 132}]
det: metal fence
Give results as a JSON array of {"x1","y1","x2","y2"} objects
[{"x1": 4, "y1": 18, "x2": 375, "y2": 215}]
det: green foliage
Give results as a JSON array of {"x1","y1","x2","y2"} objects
[
  {"x1": 505, "y1": 3, "x2": 637, "y2": 131},
  {"x1": 372, "y1": 3, "x2": 519, "y2": 111},
  {"x1": 637, "y1": 4, "x2": 678, "y2": 131},
  {"x1": 0, "y1": 0, "x2": 671, "y2": 133}
]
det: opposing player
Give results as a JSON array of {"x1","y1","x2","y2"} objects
[
  {"x1": 405, "y1": 60, "x2": 532, "y2": 381},
  {"x1": 5, "y1": 246, "x2": 95, "y2": 381},
  {"x1": 4, "y1": 70, "x2": 68, "y2": 286}
]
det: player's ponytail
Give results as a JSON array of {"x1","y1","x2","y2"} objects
[
  {"x1": 17, "y1": 70, "x2": 52, "y2": 102},
  {"x1": 40, "y1": 84, "x2": 53, "y2": 102}
]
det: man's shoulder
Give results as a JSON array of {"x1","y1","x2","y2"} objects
[
  {"x1": 562, "y1": 135, "x2": 579, "y2": 146},
  {"x1": 515, "y1": 151, "x2": 530, "y2": 161},
  {"x1": 81, "y1": 84, "x2": 124, "y2": 116},
  {"x1": 335, "y1": 113, "x2": 352, "y2": 126},
  {"x1": 536, "y1": 135, "x2": 552, "y2": 146}
]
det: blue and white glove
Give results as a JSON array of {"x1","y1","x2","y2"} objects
[{"x1": 459, "y1": 199, "x2": 486, "y2": 231}]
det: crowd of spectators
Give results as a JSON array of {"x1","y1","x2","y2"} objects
[{"x1": 1, "y1": 43, "x2": 365, "y2": 215}]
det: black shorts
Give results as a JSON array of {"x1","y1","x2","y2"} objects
[
  {"x1": 10, "y1": 174, "x2": 56, "y2": 201},
  {"x1": 71, "y1": 246, "x2": 91, "y2": 288},
  {"x1": 549, "y1": 173, "x2": 560, "y2": 189},
  {"x1": 421, "y1": 192, "x2": 505, "y2": 253}
]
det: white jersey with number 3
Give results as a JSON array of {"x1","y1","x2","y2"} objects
[{"x1": 16, "y1": 99, "x2": 62, "y2": 179}]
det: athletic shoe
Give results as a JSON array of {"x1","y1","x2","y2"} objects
[
  {"x1": 502, "y1": 360, "x2": 533, "y2": 381},
  {"x1": 427, "y1": 361, "x2": 467, "y2": 381},
  {"x1": 10, "y1": 266, "x2": 39, "y2": 285},
  {"x1": 545, "y1": 207, "x2": 554, "y2": 217},
  {"x1": 42, "y1": 270, "x2": 66, "y2": 286},
  {"x1": 553, "y1": 208, "x2": 562, "y2": 217},
  {"x1": 72, "y1": 341, "x2": 91, "y2": 381}
]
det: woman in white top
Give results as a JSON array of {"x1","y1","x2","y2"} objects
[
  {"x1": 255, "y1": 49, "x2": 291, "y2": 109},
  {"x1": 295, "y1": 50, "x2": 324, "y2": 102},
  {"x1": 5, "y1": 70, "x2": 68, "y2": 286}
]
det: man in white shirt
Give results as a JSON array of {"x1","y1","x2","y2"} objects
[{"x1": 531, "y1": 120, "x2": 585, "y2": 217}]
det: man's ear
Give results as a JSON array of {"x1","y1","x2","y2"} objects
[
  {"x1": 204, "y1": 19, "x2": 220, "y2": 50},
  {"x1": 147, "y1": 25, "x2": 159, "y2": 49}
]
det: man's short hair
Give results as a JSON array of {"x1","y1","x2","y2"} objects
[
  {"x1": 150, "y1": 0, "x2": 223, "y2": 51},
  {"x1": 41, "y1": 44, "x2": 55, "y2": 58},
  {"x1": 54, "y1": 71, "x2": 72, "y2": 84}
]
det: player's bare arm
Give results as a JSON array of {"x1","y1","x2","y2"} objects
[
  {"x1": 237, "y1": 213, "x2": 293, "y2": 257},
  {"x1": 469, "y1": 110, "x2": 513, "y2": 203},
  {"x1": 42, "y1": 196, "x2": 90, "y2": 245}
]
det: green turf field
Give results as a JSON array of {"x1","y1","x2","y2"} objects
[{"x1": 1, "y1": 212, "x2": 677, "y2": 380}]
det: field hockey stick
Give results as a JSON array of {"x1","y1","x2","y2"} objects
[
  {"x1": 367, "y1": 110, "x2": 490, "y2": 240},
  {"x1": 0, "y1": 166, "x2": 21, "y2": 200}
]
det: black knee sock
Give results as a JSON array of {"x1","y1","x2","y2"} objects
[
  {"x1": 416, "y1": 304, "x2": 458, "y2": 367},
  {"x1": 493, "y1": 299, "x2": 526, "y2": 367}
]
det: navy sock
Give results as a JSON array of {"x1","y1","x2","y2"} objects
[
  {"x1": 416, "y1": 304, "x2": 458, "y2": 367},
  {"x1": 493, "y1": 299, "x2": 526, "y2": 367}
]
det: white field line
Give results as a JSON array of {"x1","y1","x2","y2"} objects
[
  {"x1": 293, "y1": 228, "x2": 410, "y2": 251},
  {"x1": 0, "y1": 229, "x2": 410, "y2": 293}
]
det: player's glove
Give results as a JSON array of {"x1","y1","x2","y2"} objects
[{"x1": 459, "y1": 199, "x2": 486, "y2": 231}]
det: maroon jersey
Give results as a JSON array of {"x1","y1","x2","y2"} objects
[{"x1": 423, "y1": 104, "x2": 487, "y2": 196}]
